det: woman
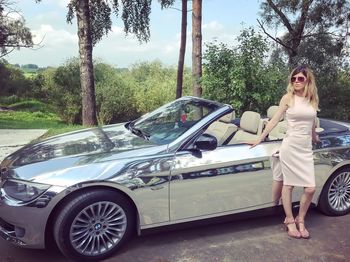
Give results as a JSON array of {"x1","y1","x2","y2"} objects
[{"x1": 249, "y1": 65, "x2": 320, "y2": 239}]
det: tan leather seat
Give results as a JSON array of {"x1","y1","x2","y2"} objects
[
  {"x1": 266, "y1": 105, "x2": 287, "y2": 140},
  {"x1": 205, "y1": 112, "x2": 238, "y2": 146},
  {"x1": 228, "y1": 111, "x2": 262, "y2": 144}
]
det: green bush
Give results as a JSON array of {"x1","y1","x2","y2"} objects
[
  {"x1": 38, "y1": 59, "x2": 82, "y2": 124},
  {"x1": 0, "y1": 95, "x2": 22, "y2": 106},
  {"x1": 127, "y1": 60, "x2": 192, "y2": 114},
  {"x1": 95, "y1": 63, "x2": 139, "y2": 124},
  {"x1": 202, "y1": 28, "x2": 288, "y2": 116},
  {"x1": 8, "y1": 100, "x2": 53, "y2": 112},
  {"x1": 0, "y1": 60, "x2": 34, "y2": 97}
]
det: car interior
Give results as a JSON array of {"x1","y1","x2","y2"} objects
[{"x1": 204, "y1": 106, "x2": 322, "y2": 146}]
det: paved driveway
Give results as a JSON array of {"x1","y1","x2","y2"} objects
[
  {"x1": 0, "y1": 209, "x2": 349, "y2": 262},
  {"x1": 0, "y1": 129, "x2": 47, "y2": 161}
]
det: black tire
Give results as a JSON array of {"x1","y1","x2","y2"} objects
[
  {"x1": 54, "y1": 189, "x2": 135, "y2": 261},
  {"x1": 318, "y1": 167, "x2": 350, "y2": 216}
]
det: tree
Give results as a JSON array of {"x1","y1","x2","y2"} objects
[
  {"x1": 0, "y1": 0, "x2": 34, "y2": 57},
  {"x1": 69, "y1": 0, "x2": 97, "y2": 126},
  {"x1": 203, "y1": 28, "x2": 288, "y2": 115},
  {"x1": 68, "y1": 0, "x2": 164, "y2": 126},
  {"x1": 192, "y1": 0, "x2": 202, "y2": 97},
  {"x1": 37, "y1": 0, "x2": 176, "y2": 126},
  {"x1": 258, "y1": 0, "x2": 350, "y2": 67},
  {"x1": 159, "y1": 0, "x2": 187, "y2": 99},
  {"x1": 176, "y1": 0, "x2": 188, "y2": 98},
  {"x1": 0, "y1": 59, "x2": 31, "y2": 96}
]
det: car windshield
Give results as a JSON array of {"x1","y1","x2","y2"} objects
[{"x1": 130, "y1": 98, "x2": 223, "y2": 145}]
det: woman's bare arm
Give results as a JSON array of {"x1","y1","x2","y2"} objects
[{"x1": 248, "y1": 95, "x2": 289, "y2": 148}]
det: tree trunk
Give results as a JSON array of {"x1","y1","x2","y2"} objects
[
  {"x1": 192, "y1": 0, "x2": 202, "y2": 97},
  {"x1": 176, "y1": 0, "x2": 187, "y2": 99},
  {"x1": 76, "y1": 0, "x2": 97, "y2": 126}
]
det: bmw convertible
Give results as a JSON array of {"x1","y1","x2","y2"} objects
[{"x1": 0, "y1": 96, "x2": 349, "y2": 261}]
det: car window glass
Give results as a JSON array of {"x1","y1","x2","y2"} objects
[{"x1": 133, "y1": 99, "x2": 223, "y2": 145}]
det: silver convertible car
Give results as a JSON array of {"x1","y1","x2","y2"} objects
[{"x1": 0, "y1": 96, "x2": 349, "y2": 261}]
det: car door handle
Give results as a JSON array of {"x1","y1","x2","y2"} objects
[{"x1": 150, "y1": 186, "x2": 164, "y2": 191}]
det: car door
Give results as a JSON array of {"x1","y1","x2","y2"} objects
[{"x1": 169, "y1": 142, "x2": 281, "y2": 221}]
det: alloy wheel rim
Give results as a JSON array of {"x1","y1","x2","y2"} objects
[
  {"x1": 70, "y1": 201, "x2": 127, "y2": 256},
  {"x1": 328, "y1": 171, "x2": 350, "y2": 212}
]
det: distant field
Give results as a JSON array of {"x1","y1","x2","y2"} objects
[{"x1": 23, "y1": 72, "x2": 38, "y2": 78}]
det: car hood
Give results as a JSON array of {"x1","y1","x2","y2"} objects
[{"x1": 1, "y1": 123, "x2": 156, "y2": 169}]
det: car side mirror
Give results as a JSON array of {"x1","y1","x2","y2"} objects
[{"x1": 194, "y1": 133, "x2": 217, "y2": 151}]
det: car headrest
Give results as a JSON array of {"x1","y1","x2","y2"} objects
[
  {"x1": 240, "y1": 111, "x2": 261, "y2": 134},
  {"x1": 267, "y1": 105, "x2": 283, "y2": 121},
  {"x1": 219, "y1": 111, "x2": 235, "y2": 123}
]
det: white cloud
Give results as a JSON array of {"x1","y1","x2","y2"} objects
[
  {"x1": 57, "y1": 0, "x2": 70, "y2": 8},
  {"x1": 32, "y1": 24, "x2": 78, "y2": 48},
  {"x1": 110, "y1": 26, "x2": 124, "y2": 36},
  {"x1": 45, "y1": 0, "x2": 70, "y2": 9},
  {"x1": 203, "y1": 21, "x2": 224, "y2": 31}
]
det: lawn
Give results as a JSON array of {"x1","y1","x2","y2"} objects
[{"x1": 0, "y1": 98, "x2": 84, "y2": 138}]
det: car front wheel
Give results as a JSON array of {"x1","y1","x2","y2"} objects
[
  {"x1": 318, "y1": 168, "x2": 350, "y2": 216},
  {"x1": 54, "y1": 189, "x2": 135, "y2": 261}
]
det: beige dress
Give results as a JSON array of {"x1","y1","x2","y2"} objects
[{"x1": 272, "y1": 95, "x2": 317, "y2": 187}]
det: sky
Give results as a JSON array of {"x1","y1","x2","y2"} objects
[{"x1": 6, "y1": 0, "x2": 264, "y2": 68}]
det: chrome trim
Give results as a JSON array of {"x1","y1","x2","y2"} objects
[{"x1": 0, "y1": 225, "x2": 26, "y2": 246}]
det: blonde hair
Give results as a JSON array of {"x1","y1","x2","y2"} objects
[{"x1": 286, "y1": 66, "x2": 320, "y2": 111}]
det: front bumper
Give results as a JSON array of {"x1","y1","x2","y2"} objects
[{"x1": 0, "y1": 185, "x2": 66, "y2": 249}]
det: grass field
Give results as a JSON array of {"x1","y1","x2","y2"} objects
[{"x1": 0, "y1": 98, "x2": 84, "y2": 138}]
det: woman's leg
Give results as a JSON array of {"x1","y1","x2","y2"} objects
[
  {"x1": 282, "y1": 185, "x2": 294, "y2": 218},
  {"x1": 282, "y1": 185, "x2": 300, "y2": 238},
  {"x1": 298, "y1": 187, "x2": 316, "y2": 219},
  {"x1": 272, "y1": 180, "x2": 283, "y2": 205},
  {"x1": 296, "y1": 187, "x2": 316, "y2": 238}
]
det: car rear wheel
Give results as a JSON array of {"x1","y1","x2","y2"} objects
[
  {"x1": 318, "y1": 168, "x2": 350, "y2": 216},
  {"x1": 54, "y1": 189, "x2": 135, "y2": 261}
]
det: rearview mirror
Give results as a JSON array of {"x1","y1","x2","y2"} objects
[{"x1": 194, "y1": 133, "x2": 217, "y2": 151}]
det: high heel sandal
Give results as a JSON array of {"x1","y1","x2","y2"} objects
[
  {"x1": 295, "y1": 216, "x2": 310, "y2": 239},
  {"x1": 284, "y1": 218, "x2": 301, "y2": 239}
]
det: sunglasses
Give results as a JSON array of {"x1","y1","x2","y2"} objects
[{"x1": 291, "y1": 76, "x2": 306, "y2": 83}]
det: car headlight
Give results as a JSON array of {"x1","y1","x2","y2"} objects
[{"x1": 3, "y1": 179, "x2": 51, "y2": 202}]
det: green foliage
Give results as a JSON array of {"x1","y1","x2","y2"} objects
[
  {"x1": 32, "y1": 59, "x2": 191, "y2": 125},
  {"x1": 0, "y1": 0, "x2": 33, "y2": 57},
  {"x1": 7, "y1": 100, "x2": 53, "y2": 113},
  {"x1": 317, "y1": 70, "x2": 350, "y2": 121},
  {"x1": 67, "y1": 0, "x2": 112, "y2": 46},
  {"x1": 261, "y1": 0, "x2": 350, "y2": 31},
  {"x1": 0, "y1": 94, "x2": 22, "y2": 105},
  {"x1": 94, "y1": 63, "x2": 138, "y2": 124},
  {"x1": 0, "y1": 96, "x2": 83, "y2": 136},
  {"x1": 203, "y1": 28, "x2": 288, "y2": 115},
  {"x1": 37, "y1": 58, "x2": 82, "y2": 124},
  {"x1": 66, "y1": 0, "x2": 156, "y2": 44},
  {"x1": 0, "y1": 60, "x2": 33, "y2": 97},
  {"x1": 259, "y1": 0, "x2": 350, "y2": 66},
  {"x1": 127, "y1": 60, "x2": 192, "y2": 114}
]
